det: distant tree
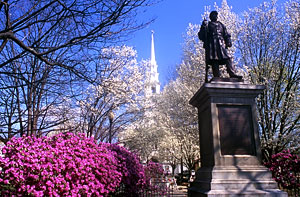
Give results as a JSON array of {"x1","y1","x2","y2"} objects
[
  {"x1": 236, "y1": 0, "x2": 300, "y2": 161},
  {"x1": 120, "y1": 77, "x2": 200, "y2": 170},
  {"x1": 155, "y1": 79, "x2": 199, "y2": 171},
  {"x1": 118, "y1": 71, "x2": 164, "y2": 161},
  {"x1": 120, "y1": 115, "x2": 166, "y2": 162},
  {"x1": 0, "y1": 0, "x2": 157, "y2": 141},
  {"x1": 77, "y1": 46, "x2": 146, "y2": 142}
]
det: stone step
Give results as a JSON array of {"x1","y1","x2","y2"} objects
[
  {"x1": 189, "y1": 188, "x2": 288, "y2": 197},
  {"x1": 194, "y1": 179, "x2": 278, "y2": 190},
  {"x1": 205, "y1": 189, "x2": 287, "y2": 197},
  {"x1": 196, "y1": 166, "x2": 273, "y2": 180}
]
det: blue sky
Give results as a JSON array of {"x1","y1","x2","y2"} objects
[{"x1": 126, "y1": 0, "x2": 286, "y2": 87}]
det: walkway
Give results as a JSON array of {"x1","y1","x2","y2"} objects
[{"x1": 172, "y1": 185, "x2": 188, "y2": 196}]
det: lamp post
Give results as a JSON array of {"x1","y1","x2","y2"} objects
[
  {"x1": 108, "y1": 110, "x2": 114, "y2": 143},
  {"x1": 180, "y1": 143, "x2": 184, "y2": 182}
]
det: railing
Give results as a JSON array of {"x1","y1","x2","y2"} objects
[
  {"x1": 111, "y1": 177, "x2": 181, "y2": 197},
  {"x1": 138, "y1": 183, "x2": 174, "y2": 197}
]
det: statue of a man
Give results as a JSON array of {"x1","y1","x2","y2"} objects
[{"x1": 198, "y1": 11, "x2": 242, "y2": 80}]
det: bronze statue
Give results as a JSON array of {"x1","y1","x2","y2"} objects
[{"x1": 198, "y1": 11, "x2": 242, "y2": 82}]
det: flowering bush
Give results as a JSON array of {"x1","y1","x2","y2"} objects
[
  {"x1": 0, "y1": 133, "x2": 122, "y2": 196},
  {"x1": 105, "y1": 143, "x2": 147, "y2": 195},
  {"x1": 143, "y1": 161, "x2": 169, "y2": 196},
  {"x1": 0, "y1": 133, "x2": 173, "y2": 196},
  {"x1": 144, "y1": 161, "x2": 165, "y2": 179},
  {"x1": 265, "y1": 150, "x2": 300, "y2": 190}
]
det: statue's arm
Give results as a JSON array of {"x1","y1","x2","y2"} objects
[
  {"x1": 221, "y1": 23, "x2": 232, "y2": 48},
  {"x1": 198, "y1": 20, "x2": 208, "y2": 43},
  {"x1": 198, "y1": 24, "x2": 206, "y2": 41}
]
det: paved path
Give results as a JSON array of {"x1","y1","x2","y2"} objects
[{"x1": 172, "y1": 185, "x2": 188, "y2": 196}]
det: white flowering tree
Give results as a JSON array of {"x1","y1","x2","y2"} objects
[
  {"x1": 119, "y1": 110, "x2": 167, "y2": 162},
  {"x1": 236, "y1": 0, "x2": 300, "y2": 161},
  {"x1": 118, "y1": 56, "x2": 165, "y2": 161},
  {"x1": 77, "y1": 46, "x2": 146, "y2": 142},
  {"x1": 119, "y1": 77, "x2": 200, "y2": 171},
  {"x1": 156, "y1": 79, "x2": 200, "y2": 172}
]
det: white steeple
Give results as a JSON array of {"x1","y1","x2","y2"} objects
[
  {"x1": 146, "y1": 30, "x2": 160, "y2": 96},
  {"x1": 151, "y1": 30, "x2": 157, "y2": 66}
]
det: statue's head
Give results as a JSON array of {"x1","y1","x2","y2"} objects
[{"x1": 209, "y1": 11, "x2": 218, "y2": 22}]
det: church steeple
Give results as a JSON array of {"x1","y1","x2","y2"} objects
[
  {"x1": 151, "y1": 30, "x2": 156, "y2": 66},
  {"x1": 146, "y1": 30, "x2": 160, "y2": 96}
]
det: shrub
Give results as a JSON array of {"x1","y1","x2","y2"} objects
[
  {"x1": 265, "y1": 150, "x2": 300, "y2": 190},
  {"x1": 144, "y1": 161, "x2": 164, "y2": 179},
  {"x1": 0, "y1": 133, "x2": 122, "y2": 196},
  {"x1": 143, "y1": 161, "x2": 168, "y2": 196},
  {"x1": 105, "y1": 143, "x2": 147, "y2": 195},
  {"x1": 0, "y1": 133, "x2": 172, "y2": 196}
]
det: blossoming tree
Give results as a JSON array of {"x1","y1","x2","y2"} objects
[
  {"x1": 70, "y1": 46, "x2": 147, "y2": 142},
  {"x1": 236, "y1": 0, "x2": 300, "y2": 161}
]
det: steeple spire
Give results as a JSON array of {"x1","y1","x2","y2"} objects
[
  {"x1": 145, "y1": 30, "x2": 160, "y2": 96},
  {"x1": 151, "y1": 30, "x2": 156, "y2": 66}
]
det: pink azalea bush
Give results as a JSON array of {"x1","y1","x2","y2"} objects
[
  {"x1": 143, "y1": 161, "x2": 169, "y2": 196},
  {"x1": 106, "y1": 146, "x2": 170, "y2": 196},
  {"x1": 144, "y1": 161, "x2": 164, "y2": 179},
  {"x1": 105, "y1": 143, "x2": 148, "y2": 195},
  {"x1": 0, "y1": 133, "x2": 171, "y2": 196},
  {"x1": 265, "y1": 150, "x2": 300, "y2": 191},
  {"x1": 0, "y1": 133, "x2": 122, "y2": 196}
]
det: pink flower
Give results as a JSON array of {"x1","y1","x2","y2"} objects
[
  {"x1": 0, "y1": 133, "x2": 170, "y2": 196},
  {"x1": 0, "y1": 133, "x2": 122, "y2": 196},
  {"x1": 265, "y1": 149, "x2": 300, "y2": 190}
]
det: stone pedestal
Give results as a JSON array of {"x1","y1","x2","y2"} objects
[{"x1": 188, "y1": 81, "x2": 287, "y2": 196}]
